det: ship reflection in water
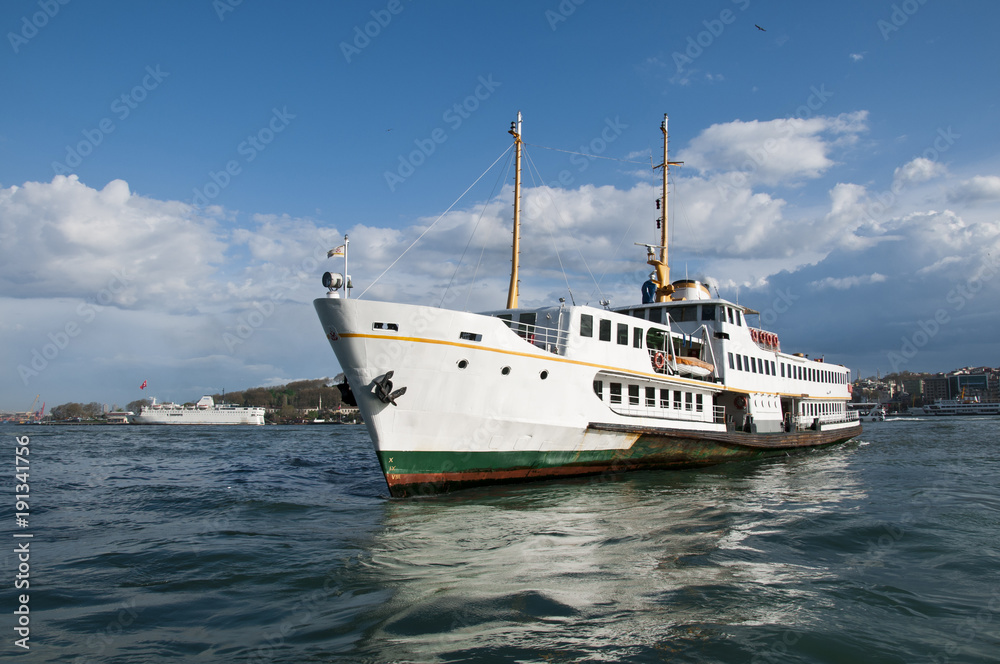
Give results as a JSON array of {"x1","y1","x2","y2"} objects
[{"x1": 347, "y1": 447, "x2": 865, "y2": 661}]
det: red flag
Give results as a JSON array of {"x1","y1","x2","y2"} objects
[{"x1": 140, "y1": 380, "x2": 147, "y2": 390}]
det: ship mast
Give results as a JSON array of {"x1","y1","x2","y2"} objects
[
  {"x1": 506, "y1": 111, "x2": 522, "y2": 310},
  {"x1": 649, "y1": 113, "x2": 682, "y2": 302}
]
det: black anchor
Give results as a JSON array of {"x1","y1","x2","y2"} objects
[{"x1": 374, "y1": 371, "x2": 407, "y2": 406}]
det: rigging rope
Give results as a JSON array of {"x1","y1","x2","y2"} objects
[
  {"x1": 437, "y1": 147, "x2": 513, "y2": 309},
  {"x1": 358, "y1": 144, "x2": 514, "y2": 300},
  {"x1": 522, "y1": 147, "x2": 576, "y2": 300},
  {"x1": 462, "y1": 153, "x2": 515, "y2": 311},
  {"x1": 523, "y1": 142, "x2": 649, "y2": 165}
]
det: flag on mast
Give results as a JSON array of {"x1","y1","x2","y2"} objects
[
  {"x1": 327, "y1": 245, "x2": 345, "y2": 258},
  {"x1": 140, "y1": 380, "x2": 147, "y2": 390}
]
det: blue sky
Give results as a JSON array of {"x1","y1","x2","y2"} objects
[{"x1": 2, "y1": 0, "x2": 999, "y2": 411}]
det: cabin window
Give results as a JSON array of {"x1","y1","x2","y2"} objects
[
  {"x1": 599, "y1": 319, "x2": 612, "y2": 342},
  {"x1": 647, "y1": 307, "x2": 663, "y2": 324},
  {"x1": 609, "y1": 382, "x2": 622, "y2": 404},
  {"x1": 781, "y1": 363, "x2": 785, "y2": 378},
  {"x1": 736, "y1": 310, "x2": 743, "y2": 326},
  {"x1": 670, "y1": 305, "x2": 698, "y2": 323},
  {"x1": 685, "y1": 392, "x2": 693, "y2": 411},
  {"x1": 580, "y1": 314, "x2": 594, "y2": 338},
  {"x1": 660, "y1": 389, "x2": 670, "y2": 408},
  {"x1": 751, "y1": 357, "x2": 757, "y2": 373},
  {"x1": 727, "y1": 308, "x2": 735, "y2": 324},
  {"x1": 736, "y1": 354, "x2": 743, "y2": 371},
  {"x1": 646, "y1": 328, "x2": 668, "y2": 352},
  {"x1": 728, "y1": 353, "x2": 735, "y2": 370},
  {"x1": 629, "y1": 384, "x2": 640, "y2": 405},
  {"x1": 633, "y1": 327, "x2": 643, "y2": 348},
  {"x1": 645, "y1": 386, "x2": 656, "y2": 407},
  {"x1": 459, "y1": 332, "x2": 482, "y2": 342},
  {"x1": 617, "y1": 323, "x2": 629, "y2": 345},
  {"x1": 695, "y1": 394, "x2": 704, "y2": 412},
  {"x1": 373, "y1": 322, "x2": 399, "y2": 331},
  {"x1": 701, "y1": 305, "x2": 716, "y2": 321},
  {"x1": 673, "y1": 390, "x2": 682, "y2": 409},
  {"x1": 593, "y1": 380, "x2": 603, "y2": 400},
  {"x1": 770, "y1": 360, "x2": 776, "y2": 376},
  {"x1": 631, "y1": 309, "x2": 645, "y2": 319}
]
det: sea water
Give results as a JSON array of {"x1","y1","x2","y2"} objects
[{"x1": 3, "y1": 418, "x2": 998, "y2": 663}]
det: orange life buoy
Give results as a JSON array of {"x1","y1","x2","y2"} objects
[
  {"x1": 734, "y1": 395, "x2": 747, "y2": 409},
  {"x1": 751, "y1": 329, "x2": 758, "y2": 343},
  {"x1": 654, "y1": 351, "x2": 666, "y2": 370}
]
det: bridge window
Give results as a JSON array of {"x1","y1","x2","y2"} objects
[
  {"x1": 633, "y1": 327, "x2": 643, "y2": 348},
  {"x1": 617, "y1": 323, "x2": 629, "y2": 345},
  {"x1": 580, "y1": 314, "x2": 593, "y2": 338},
  {"x1": 599, "y1": 319, "x2": 612, "y2": 342}
]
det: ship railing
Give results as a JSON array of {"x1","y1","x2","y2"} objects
[
  {"x1": 502, "y1": 320, "x2": 569, "y2": 354},
  {"x1": 610, "y1": 403, "x2": 724, "y2": 424},
  {"x1": 794, "y1": 410, "x2": 859, "y2": 431}
]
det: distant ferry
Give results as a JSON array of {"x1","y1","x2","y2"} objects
[
  {"x1": 922, "y1": 398, "x2": 1000, "y2": 416},
  {"x1": 135, "y1": 396, "x2": 265, "y2": 425},
  {"x1": 314, "y1": 113, "x2": 861, "y2": 497}
]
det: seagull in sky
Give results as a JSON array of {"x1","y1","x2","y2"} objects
[{"x1": 755, "y1": 24, "x2": 766, "y2": 31}]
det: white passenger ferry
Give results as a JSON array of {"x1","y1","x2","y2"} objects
[
  {"x1": 314, "y1": 114, "x2": 861, "y2": 497},
  {"x1": 135, "y1": 396, "x2": 265, "y2": 425},
  {"x1": 922, "y1": 398, "x2": 1000, "y2": 416}
]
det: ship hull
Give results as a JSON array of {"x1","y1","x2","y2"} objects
[{"x1": 378, "y1": 422, "x2": 862, "y2": 497}]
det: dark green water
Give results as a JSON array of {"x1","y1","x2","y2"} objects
[{"x1": 3, "y1": 418, "x2": 998, "y2": 663}]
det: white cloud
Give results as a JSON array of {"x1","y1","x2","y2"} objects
[
  {"x1": 677, "y1": 112, "x2": 869, "y2": 186},
  {"x1": 892, "y1": 157, "x2": 946, "y2": 189},
  {"x1": 809, "y1": 273, "x2": 886, "y2": 290},
  {"x1": 850, "y1": 53, "x2": 865, "y2": 62},
  {"x1": 0, "y1": 176, "x2": 226, "y2": 311},
  {"x1": 946, "y1": 175, "x2": 1000, "y2": 205}
]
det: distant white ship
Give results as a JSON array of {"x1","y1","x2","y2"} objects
[
  {"x1": 135, "y1": 396, "x2": 265, "y2": 425},
  {"x1": 921, "y1": 398, "x2": 1000, "y2": 416}
]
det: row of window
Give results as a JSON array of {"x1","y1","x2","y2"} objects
[
  {"x1": 727, "y1": 352, "x2": 848, "y2": 384},
  {"x1": 580, "y1": 314, "x2": 653, "y2": 349},
  {"x1": 728, "y1": 352, "x2": 777, "y2": 376},
  {"x1": 801, "y1": 402, "x2": 845, "y2": 417},
  {"x1": 626, "y1": 304, "x2": 746, "y2": 326},
  {"x1": 579, "y1": 314, "x2": 691, "y2": 356},
  {"x1": 782, "y1": 363, "x2": 848, "y2": 384},
  {"x1": 594, "y1": 380, "x2": 705, "y2": 412}
]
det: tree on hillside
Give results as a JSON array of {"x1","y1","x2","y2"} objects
[{"x1": 127, "y1": 399, "x2": 150, "y2": 413}]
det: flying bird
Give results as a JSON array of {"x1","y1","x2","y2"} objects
[{"x1": 755, "y1": 24, "x2": 766, "y2": 31}]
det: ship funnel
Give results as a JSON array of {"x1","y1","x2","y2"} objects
[{"x1": 670, "y1": 280, "x2": 711, "y2": 301}]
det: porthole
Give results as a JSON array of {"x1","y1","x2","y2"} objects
[
  {"x1": 539, "y1": 370, "x2": 549, "y2": 380},
  {"x1": 501, "y1": 366, "x2": 511, "y2": 376},
  {"x1": 457, "y1": 359, "x2": 469, "y2": 369}
]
